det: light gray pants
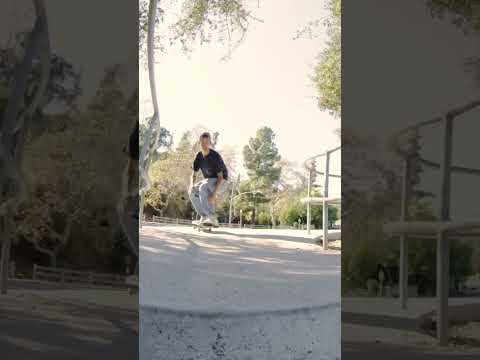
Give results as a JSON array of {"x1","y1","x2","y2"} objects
[{"x1": 189, "y1": 178, "x2": 226, "y2": 217}]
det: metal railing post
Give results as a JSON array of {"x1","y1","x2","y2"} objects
[
  {"x1": 437, "y1": 114, "x2": 453, "y2": 346},
  {"x1": 322, "y1": 152, "x2": 330, "y2": 250},
  {"x1": 399, "y1": 158, "x2": 410, "y2": 310},
  {"x1": 307, "y1": 168, "x2": 312, "y2": 234}
]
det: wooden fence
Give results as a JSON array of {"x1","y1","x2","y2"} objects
[
  {"x1": 33, "y1": 264, "x2": 127, "y2": 288},
  {"x1": 145, "y1": 215, "x2": 306, "y2": 230}
]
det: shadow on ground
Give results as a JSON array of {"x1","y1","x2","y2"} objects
[{"x1": 0, "y1": 294, "x2": 138, "y2": 360}]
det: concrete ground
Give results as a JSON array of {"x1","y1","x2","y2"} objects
[
  {"x1": 342, "y1": 296, "x2": 480, "y2": 356},
  {"x1": 140, "y1": 223, "x2": 340, "y2": 311},
  {"x1": 0, "y1": 282, "x2": 138, "y2": 360},
  {"x1": 140, "y1": 223, "x2": 341, "y2": 359}
]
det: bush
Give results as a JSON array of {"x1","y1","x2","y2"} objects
[
  {"x1": 342, "y1": 243, "x2": 385, "y2": 290},
  {"x1": 257, "y1": 210, "x2": 271, "y2": 226}
]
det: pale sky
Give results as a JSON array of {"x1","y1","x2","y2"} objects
[
  {"x1": 345, "y1": 0, "x2": 480, "y2": 220},
  {"x1": 139, "y1": 0, "x2": 341, "y2": 191}
]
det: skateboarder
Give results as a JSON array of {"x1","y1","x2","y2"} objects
[{"x1": 188, "y1": 132, "x2": 228, "y2": 227}]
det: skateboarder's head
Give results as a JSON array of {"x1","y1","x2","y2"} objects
[{"x1": 199, "y1": 132, "x2": 211, "y2": 152}]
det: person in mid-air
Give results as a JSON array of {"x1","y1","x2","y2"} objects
[{"x1": 188, "y1": 132, "x2": 228, "y2": 226}]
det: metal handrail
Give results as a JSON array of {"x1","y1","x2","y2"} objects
[
  {"x1": 303, "y1": 145, "x2": 341, "y2": 177},
  {"x1": 386, "y1": 98, "x2": 480, "y2": 345},
  {"x1": 391, "y1": 98, "x2": 480, "y2": 175},
  {"x1": 303, "y1": 145, "x2": 341, "y2": 249}
]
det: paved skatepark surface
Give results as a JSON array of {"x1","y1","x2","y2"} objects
[
  {"x1": 140, "y1": 223, "x2": 340, "y2": 359},
  {"x1": 0, "y1": 290, "x2": 138, "y2": 360}
]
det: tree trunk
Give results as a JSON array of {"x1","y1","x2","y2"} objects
[{"x1": 139, "y1": 0, "x2": 160, "y2": 224}]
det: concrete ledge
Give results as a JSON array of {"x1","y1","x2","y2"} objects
[{"x1": 140, "y1": 303, "x2": 340, "y2": 360}]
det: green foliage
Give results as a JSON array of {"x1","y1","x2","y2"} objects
[
  {"x1": 275, "y1": 197, "x2": 338, "y2": 228},
  {"x1": 243, "y1": 127, "x2": 282, "y2": 189},
  {"x1": 145, "y1": 130, "x2": 196, "y2": 217},
  {"x1": 15, "y1": 65, "x2": 136, "y2": 270},
  {"x1": 427, "y1": 0, "x2": 480, "y2": 31},
  {"x1": 400, "y1": 238, "x2": 475, "y2": 295},
  {"x1": 139, "y1": 0, "x2": 258, "y2": 60},
  {"x1": 426, "y1": 0, "x2": 480, "y2": 83},
  {"x1": 0, "y1": 32, "x2": 81, "y2": 110},
  {"x1": 174, "y1": 0, "x2": 249, "y2": 46},
  {"x1": 342, "y1": 242, "x2": 384, "y2": 290},
  {"x1": 139, "y1": 0, "x2": 165, "y2": 63},
  {"x1": 256, "y1": 210, "x2": 271, "y2": 226},
  {"x1": 139, "y1": 120, "x2": 172, "y2": 157},
  {"x1": 242, "y1": 127, "x2": 282, "y2": 223},
  {"x1": 313, "y1": 0, "x2": 341, "y2": 116},
  {"x1": 450, "y1": 241, "x2": 474, "y2": 289},
  {"x1": 278, "y1": 198, "x2": 305, "y2": 225}
]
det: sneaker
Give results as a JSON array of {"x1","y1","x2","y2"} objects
[
  {"x1": 193, "y1": 216, "x2": 205, "y2": 225},
  {"x1": 203, "y1": 215, "x2": 218, "y2": 227}
]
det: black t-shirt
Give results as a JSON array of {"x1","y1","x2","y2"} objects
[{"x1": 193, "y1": 149, "x2": 228, "y2": 180}]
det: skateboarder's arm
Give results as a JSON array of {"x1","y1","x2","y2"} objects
[
  {"x1": 190, "y1": 153, "x2": 201, "y2": 191},
  {"x1": 212, "y1": 172, "x2": 224, "y2": 197},
  {"x1": 212, "y1": 153, "x2": 227, "y2": 198},
  {"x1": 189, "y1": 170, "x2": 197, "y2": 190}
]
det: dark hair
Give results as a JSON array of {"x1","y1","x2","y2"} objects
[{"x1": 199, "y1": 132, "x2": 211, "y2": 141}]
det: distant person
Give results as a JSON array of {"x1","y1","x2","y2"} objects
[
  {"x1": 189, "y1": 132, "x2": 228, "y2": 226},
  {"x1": 376, "y1": 263, "x2": 386, "y2": 296}
]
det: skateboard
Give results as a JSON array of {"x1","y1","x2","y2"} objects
[{"x1": 193, "y1": 222, "x2": 218, "y2": 233}]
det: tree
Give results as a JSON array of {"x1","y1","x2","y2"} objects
[
  {"x1": 278, "y1": 159, "x2": 308, "y2": 189},
  {"x1": 426, "y1": 1, "x2": 480, "y2": 82},
  {"x1": 0, "y1": 0, "x2": 50, "y2": 294},
  {"x1": 1, "y1": 44, "x2": 80, "y2": 123},
  {"x1": 83, "y1": 65, "x2": 142, "y2": 264},
  {"x1": 145, "y1": 136, "x2": 195, "y2": 217},
  {"x1": 16, "y1": 64, "x2": 132, "y2": 270},
  {"x1": 427, "y1": 0, "x2": 480, "y2": 32},
  {"x1": 139, "y1": 0, "x2": 164, "y2": 63},
  {"x1": 139, "y1": 120, "x2": 172, "y2": 157},
  {"x1": 312, "y1": 0, "x2": 341, "y2": 116},
  {"x1": 16, "y1": 184, "x2": 90, "y2": 267},
  {"x1": 242, "y1": 127, "x2": 281, "y2": 223},
  {"x1": 139, "y1": 0, "x2": 260, "y2": 60}
]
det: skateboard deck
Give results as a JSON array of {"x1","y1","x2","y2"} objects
[{"x1": 193, "y1": 222, "x2": 218, "y2": 233}]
